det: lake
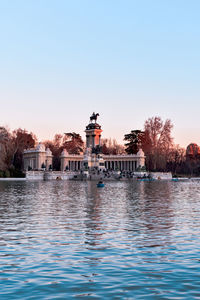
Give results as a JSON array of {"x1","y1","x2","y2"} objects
[{"x1": 0, "y1": 180, "x2": 200, "y2": 299}]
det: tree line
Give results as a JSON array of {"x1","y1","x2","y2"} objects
[
  {"x1": 0, "y1": 127, "x2": 36, "y2": 177},
  {"x1": 0, "y1": 116, "x2": 199, "y2": 177},
  {"x1": 124, "y1": 116, "x2": 197, "y2": 175}
]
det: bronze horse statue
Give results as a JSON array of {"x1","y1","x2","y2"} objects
[{"x1": 90, "y1": 112, "x2": 99, "y2": 123}]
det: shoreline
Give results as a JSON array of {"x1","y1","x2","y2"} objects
[
  {"x1": 0, "y1": 177, "x2": 200, "y2": 182},
  {"x1": 0, "y1": 178, "x2": 27, "y2": 181}
]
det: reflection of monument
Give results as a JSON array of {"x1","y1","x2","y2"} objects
[{"x1": 23, "y1": 113, "x2": 145, "y2": 172}]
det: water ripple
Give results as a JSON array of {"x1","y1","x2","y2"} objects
[{"x1": 0, "y1": 180, "x2": 200, "y2": 298}]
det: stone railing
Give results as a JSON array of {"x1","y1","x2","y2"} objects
[{"x1": 25, "y1": 171, "x2": 76, "y2": 180}]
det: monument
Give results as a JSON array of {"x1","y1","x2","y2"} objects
[
  {"x1": 60, "y1": 113, "x2": 145, "y2": 172},
  {"x1": 82, "y1": 112, "x2": 105, "y2": 171},
  {"x1": 24, "y1": 113, "x2": 145, "y2": 174}
]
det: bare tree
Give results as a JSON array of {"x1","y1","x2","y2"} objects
[
  {"x1": 101, "y1": 138, "x2": 125, "y2": 155},
  {"x1": 0, "y1": 127, "x2": 13, "y2": 170},
  {"x1": 144, "y1": 116, "x2": 174, "y2": 170}
]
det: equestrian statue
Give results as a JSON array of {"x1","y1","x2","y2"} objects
[{"x1": 90, "y1": 112, "x2": 99, "y2": 123}]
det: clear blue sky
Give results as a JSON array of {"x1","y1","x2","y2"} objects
[{"x1": 0, "y1": 0, "x2": 200, "y2": 147}]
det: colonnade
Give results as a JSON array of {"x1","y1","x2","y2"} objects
[
  {"x1": 63, "y1": 159, "x2": 140, "y2": 172},
  {"x1": 68, "y1": 160, "x2": 82, "y2": 171},
  {"x1": 104, "y1": 160, "x2": 137, "y2": 171},
  {"x1": 24, "y1": 158, "x2": 36, "y2": 170},
  {"x1": 66, "y1": 160, "x2": 138, "y2": 171}
]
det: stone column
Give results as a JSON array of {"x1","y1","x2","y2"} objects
[
  {"x1": 92, "y1": 135, "x2": 95, "y2": 148},
  {"x1": 86, "y1": 135, "x2": 89, "y2": 148}
]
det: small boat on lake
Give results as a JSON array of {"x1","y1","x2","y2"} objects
[
  {"x1": 172, "y1": 178, "x2": 179, "y2": 182},
  {"x1": 138, "y1": 178, "x2": 155, "y2": 182},
  {"x1": 97, "y1": 180, "x2": 105, "y2": 188},
  {"x1": 137, "y1": 175, "x2": 155, "y2": 182}
]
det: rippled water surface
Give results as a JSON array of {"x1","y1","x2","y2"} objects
[{"x1": 1, "y1": 180, "x2": 200, "y2": 299}]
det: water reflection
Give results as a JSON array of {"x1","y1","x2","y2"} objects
[
  {"x1": 0, "y1": 180, "x2": 200, "y2": 298},
  {"x1": 84, "y1": 182, "x2": 104, "y2": 249}
]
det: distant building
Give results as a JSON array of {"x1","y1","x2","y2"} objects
[
  {"x1": 23, "y1": 113, "x2": 145, "y2": 172},
  {"x1": 23, "y1": 143, "x2": 53, "y2": 171}
]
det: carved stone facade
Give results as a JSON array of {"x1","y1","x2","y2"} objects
[
  {"x1": 23, "y1": 143, "x2": 53, "y2": 171},
  {"x1": 60, "y1": 150, "x2": 145, "y2": 172},
  {"x1": 60, "y1": 114, "x2": 145, "y2": 172},
  {"x1": 23, "y1": 114, "x2": 145, "y2": 172}
]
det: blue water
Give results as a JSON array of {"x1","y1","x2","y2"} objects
[{"x1": 0, "y1": 180, "x2": 200, "y2": 299}]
